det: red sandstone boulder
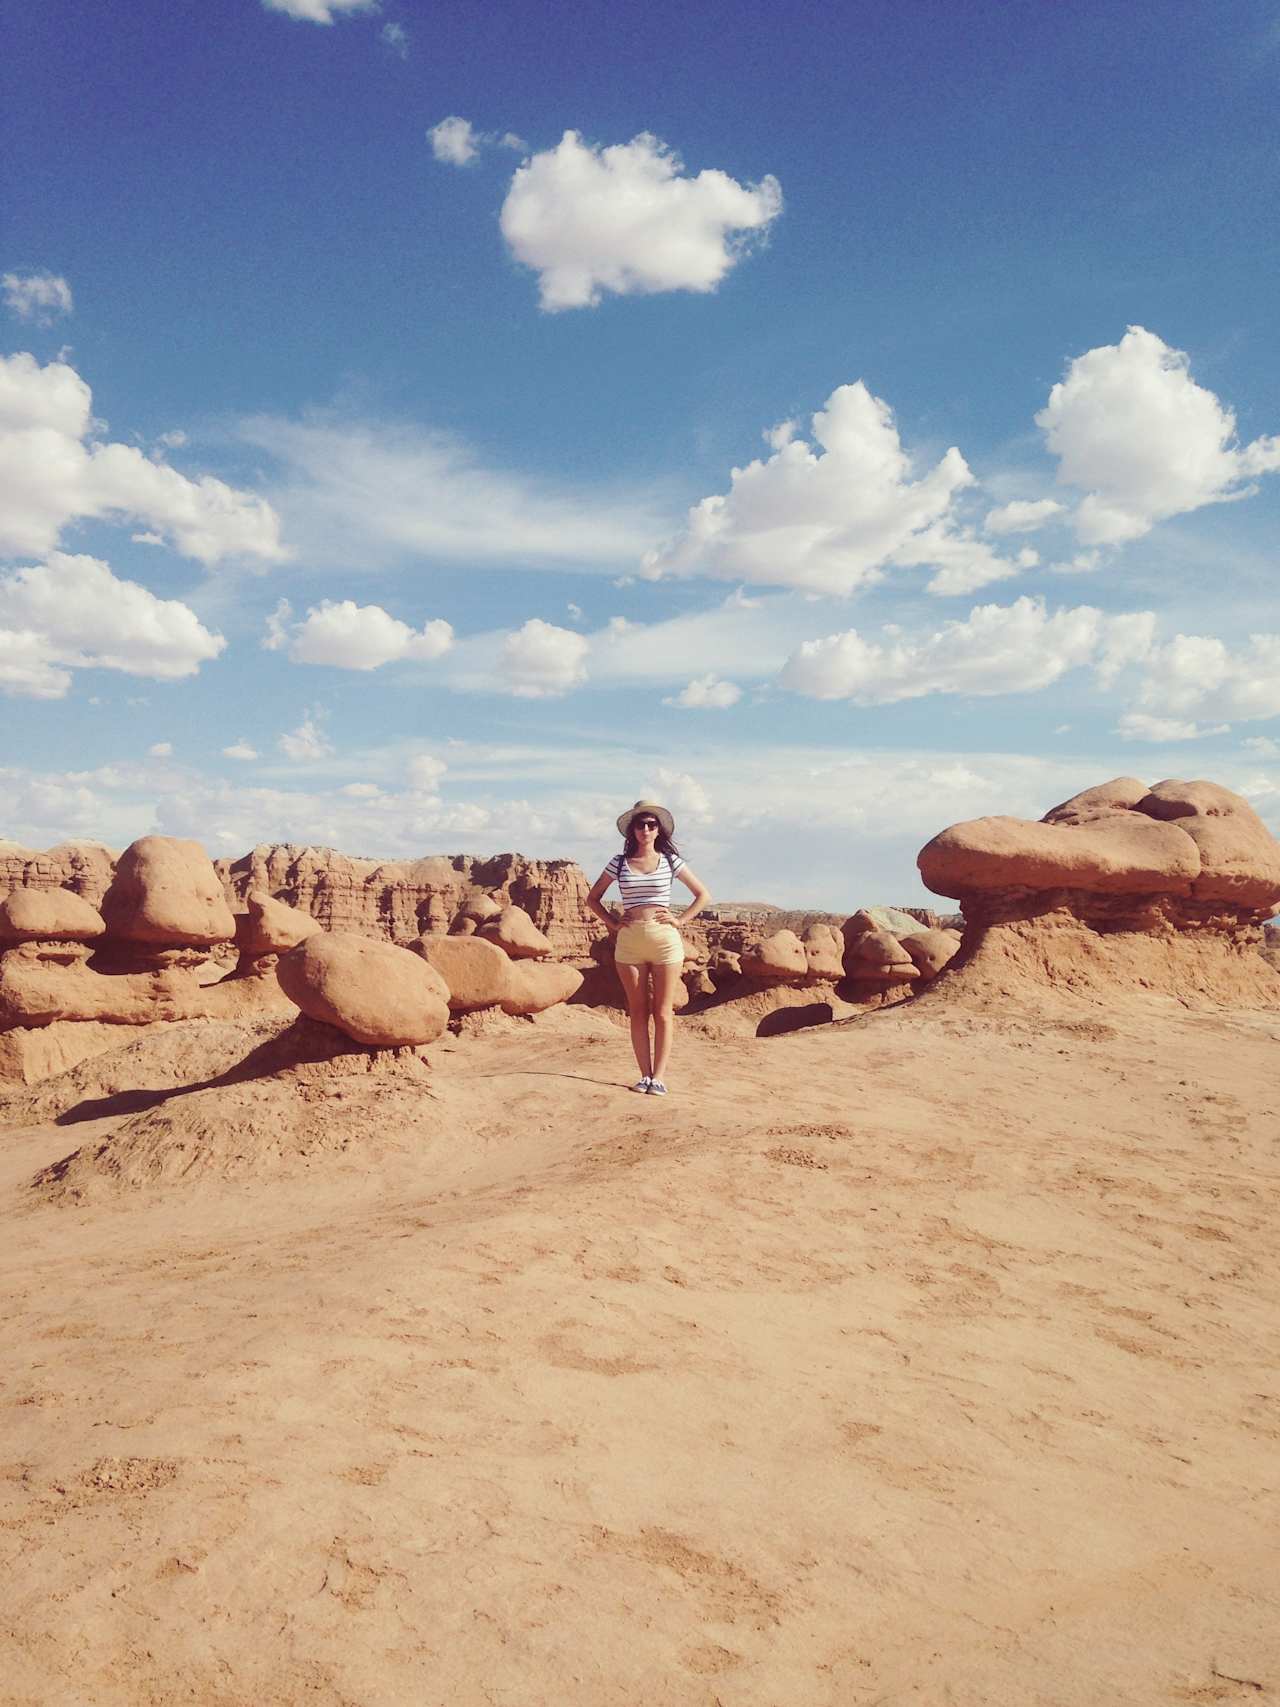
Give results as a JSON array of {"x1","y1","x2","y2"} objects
[
  {"x1": 1136, "y1": 780, "x2": 1280, "y2": 908},
  {"x1": 234, "y1": 890, "x2": 322, "y2": 960},
  {"x1": 1043, "y1": 777, "x2": 1149, "y2": 825},
  {"x1": 479, "y1": 906, "x2": 553, "y2": 960},
  {"x1": 101, "y1": 837, "x2": 236, "y2": 946},
  {"x1": 917, "y1": 813, "x2": 1200, "y2": 900},
  {"x1": 741, "y1": 929, "x2": 807, "y2": 980},
  {"x1": 901, "y1": 928, "x2": 962, "y2": 979},
  {"x1": 410, "y1": 934, "x2": 513, "y2": 1012},
  {"x1": 499, "y1": 960, "x2": 584, "y2": 1016},
  {"x1": 801, "y1": 923, "x2": 845, "y2": 981},
  {"x1": 0, "y1": 888, "x2": 105, "y2": 942},
  {"x1": 844, "y1": 920, "x2": 919, "y2": 981},
  {"x1": 276, "y1": 933, "x2": 450, "y2": 1046}
]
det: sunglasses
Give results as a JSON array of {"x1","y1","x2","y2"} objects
[{"x1": 634, "y1": 818, "x2": 661, "y2": 830}]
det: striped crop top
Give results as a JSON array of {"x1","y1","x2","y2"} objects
[{"x1": 606, "y1": 851, "x2": 686, "y2": 911}]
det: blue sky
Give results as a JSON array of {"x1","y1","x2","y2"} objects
[{"x1": 2, "y1": 0, "x2": 1279, "y2": 906}]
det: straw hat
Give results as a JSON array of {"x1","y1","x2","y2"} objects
[{"x1": 615, "y1": 799, "x2": 675, "y2": 838}]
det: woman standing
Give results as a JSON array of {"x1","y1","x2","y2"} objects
[{"x1": 585, "y1": 799, "x2": 710, "y2": 1096}]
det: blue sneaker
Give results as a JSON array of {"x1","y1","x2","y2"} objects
[
  {"x1": 647, "y1": 1079, "x2": 668, "y2": 1096},
  {"x1": 631, "y1": 1076, "x2": 652, "y2": 1093}
]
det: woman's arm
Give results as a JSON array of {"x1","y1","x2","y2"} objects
[
  {"x1": 585, "y1": 866, "x2": 622, "y2": 934},
  {"x1": 666, "y1": 865, "x2": 709, "y2": 927}
]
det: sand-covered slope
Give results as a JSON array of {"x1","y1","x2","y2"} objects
[{"x1": 2, "y1": 994, "x2": 1278, "y2": 1705}]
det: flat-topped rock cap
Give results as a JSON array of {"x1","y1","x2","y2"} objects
[
  {"x1": 101, "y1": 836, "x2": 237, "y2": 946},
  {"x1": 917, "y1": 813, "x2": 1201, "y2": 900},
  {"x1": 276, "y1": 932, "x2": 450, "y2": 1047},
  {"x1": 234, "y1": 890, "x2": 322, "y2": 959},
  {"x1": 0, "y1": 887, "x2": 106, "y2": 942}
]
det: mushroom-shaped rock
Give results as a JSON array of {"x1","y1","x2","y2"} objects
[
  {"x1": 801, "y1": 923, "x2": 845, "y2": 981},
  {"x1": 1043, "y1": 777, "x2": 1149, "y2": 825},
  {"x1": 101, "y1": 836, "x2": 236, "y2": 946},
  {"x1": 479, "y1": 905, "x2": 553, "y2": 960},
  {"x1": 462, "y1": 892, "x2": 504, "y2": 923},
  {"x1": 917, "y1": 813, "x2": 1200, "y2": 900},
  {"x1": 901, "y1": 928, "x2": 961, "y2": 979},
  {"x1": 234, "y1": 890, "x2": 322, "y2": 960},
  {"x1": 740, "y1": 929, "x2": 807, "y2": 981},
  {"x1": 1135, "y1": 780, "x2": 1280, "y2": 908},
  {"x1": 276, "y1": 932, "x2": 450, "y2": 1046},
  {"x1": 499, "y1": 960, "x2": 584, "y2": 1016},
  {"x1": 0, "y1": 887, "x2": 105, "y2": 942},
  {"x1": 410, "y1": 934, "x2": 514, "y2": 1012},
  {"x1": 843, "y1": 918, "x2": 919, "y2": 981}
]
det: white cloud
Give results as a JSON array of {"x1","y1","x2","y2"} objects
[
  {"x1": 498, "y1": 130, "x2": 782, "y2": 311},
  {"x1": 282, "y1": 598, "x2": 454, "y2": 670},
  {"x1": 0, "y1": 553, "x2": 225, "y2": 699},
  {"x1": 261, "y1": 0, "x2": 376, "y2": 21},
  {"x1": 278, "y1": 715, "x2": 333, "y2": 762},
  {"x1": 429, "y1": 116, "x2": 480, "y2": 165},
  {"x1": 1047, "y1": 550, "x2": 1102, "y2": 575},
  {"x1": 663, "y1": 674, "x2": 742, "y2": 709},
  {"x1": 1115, "y1": 712, "x2": 1230, "y2": 743},
  {"x1": 983, "y1": 497, "x2": 1065, "y2": 535},
  {"x1": 498, "y1": 619, "x2": 589, "y2": 697},
  {"x1": 406, "y1": 753, "x2": 447, "y2": 793},
  {"x1": 1131, "y1": 631, "x2": 1280, "y2": 727},
  {"x1": 0, "y1": 352, "x2": 285, "y2": 564},
  {"x1": 643, "y1": 381, "x2": 1025, "y2": 597},
  {"x1": 381, "y1": 20, "x2": 408, "y2": 56},
  {"x1": 1037, "y1": 326, "x2": 1280, "y2": 545},
  {"x1": 777, "y1": 595, "x2": 1138, "y2": 704},
  {"x1": 1242, "y1": 735, "x2": 1279, "y2": 758},
  {"x1": 3, "y1": 272, "x2": 73, "y2": 324},
  {"x1": 148, "y1": 741, "x2": 174, "y2": 758},
  {"x1": 240, "y1": 413, "x2": 661, "y2": 572},
  {"x1": 223, "y1": 739, "x2": 259, "y2": 761},
  {"x1": 341, "y1": 781, "x2": 382, "y2": 799}
]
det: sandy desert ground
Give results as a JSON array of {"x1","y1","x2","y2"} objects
[{"x1": 2, "y1": 991, "x2": 1278, "y2": 1706}]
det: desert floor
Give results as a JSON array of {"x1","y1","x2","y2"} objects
[{"x1": 2, "y1": 994, "x2": 1278, "y2": 1706}]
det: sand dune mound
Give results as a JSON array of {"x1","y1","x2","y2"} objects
[{"x1": 13, "y1": 1015, "x2": 444, "y2": 1199}]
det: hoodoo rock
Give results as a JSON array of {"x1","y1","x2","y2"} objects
[
  {"x1": 216, "y1": 847, "x2": 598, "y2": 958},
  {"x1": 901, "y1": 928, "x2": 962, "y2": 979},
  {"x1": 740, "y1": 929, "x2": 807, "y2": 980},
  {"x1": 500, "y1": 961, "x2": 585, "y2": 1017},
  {"x1": 917, "y1": 776, "x2": 1280, "y2": 1007},
  {"x1": 276, "y1": 933, "x2": 450, "y2": 1047},
  {"x1": 0, "y1": 888, "x2": 106, "y2": 943},
  {"x1": 234, "y1": 890, "x2": 322, "y2": 961},
  {"x1": 409, "y1": 934, "x2": 513, "y2": 1013},
  {"x1": 801, "y1": 923, "x2": 845, "y2": 982},
  {"x1": 0, "y1": 839, "x2": 116, "y2": 907},
  {"x1": 101, "y1": 837, "x2": 236, "y2": 948},
  {"x1": 479, "y1": 906, "x2": 553, "y2": 961}
]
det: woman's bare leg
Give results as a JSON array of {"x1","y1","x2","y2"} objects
[
  {"x1": 616, "y1": 962, "x2": 653, "y2": 1078},
  {"x1": 649, "y1": 962, "x2": 682, "y2": 1083}
]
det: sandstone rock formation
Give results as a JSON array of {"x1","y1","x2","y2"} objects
[
  {"x1": 410, "y1": 935, "x2": 513, "y2": 1013},
  {"x1": 101, "y1": 837, "x2": 236, "y2": 954},
  {"x1": 0, "y1": 888, "x2": 105, "y2": 943},
  {"x1": 234, "y1": 890, "x2": 322, "y2": 961},
  {"x1": 500, "y1": 961, "x2": 585, "y2": 1017},
  {"x1": 740, "y1": 929, "x2": 807, "y2": 980},
  {"x1": 0, "y1": 839, "x2": 116, "y2": 906},
  {"x1": 478, "y1": 905, "x2": 553, "y2": 960},
  {"x1": 917, "y1": 776, "x2": 1280, "y2": 1007},
  {"x1": 901, "y1": 928, "x2": 962, "y2": 979},
  {"x1": 801, "y1": 923, "x2": 845, "y2": 982},
  {"x1": 217, "y1": 847, "x2": 598, "y2": 958},
  {"x1": 276, "y1": 933, "x2": 450, "y2": 1048}
]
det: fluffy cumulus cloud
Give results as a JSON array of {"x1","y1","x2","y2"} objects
[
  {"x1": 260, "y1": 0, "x2": 376, "y2": 21},
  {"x1": 1115, "y1": 712, "x2": 1230, "y2": 743},
  {"x1": 3, "y1": 271, "x2": 73, "y2": 324},
  {"x1": 278, "y1": 715, "x2": 333, "y2": 762},
  {"x1": 498, "y1": 130, "x2": 782, "y2": 311},
  {"x1": 429, "y1": 116, "x2": 480, "y2": 165},
  {"x1": 778, "y1": 596, "x2": 1141, "y2": 704},
  {"x1": 498, "y1": 619, "x2": 589, "y2": 697},
  {"x1": 269, "y1": 597, "x2": 454, "y2": 670},
  {"x1": 644, "y1": 382, "x2": 1026, "y2": 597},
  {"x1": 1037, "y1": 326, "x2": 1280, "y2": 545},
  {"x1": 983, "y1": 498, "x2": 1065, "y2": 535},
  {"x1": 1129, "y1": 631, "x2": 1280, "y2": 728},
  {"x1": 406, "y1": 753, "x2": 447, "y2": 794},
  {"x1": 223, "y1": 739, "x2": 259, "y2": 761},
  {"x1": 663, "y1": 674, "x2": 742, "y2": 709},
  {"x1": 0, "y1": 552, "x2": 225, "y2": 699},
  {"x1": 0, "y1": 353, "x2": 285, "y2": 564}
]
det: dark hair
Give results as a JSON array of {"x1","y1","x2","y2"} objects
[{"x1": 624, "y1": 819, "x2": 680, "y2": 861}]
